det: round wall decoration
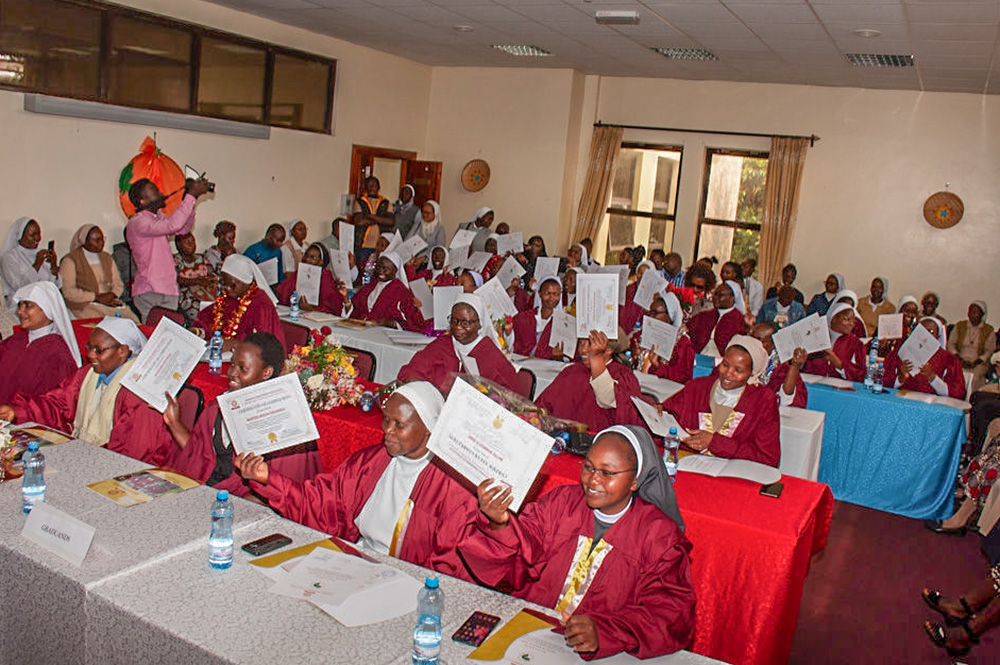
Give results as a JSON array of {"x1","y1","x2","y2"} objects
[
  {"x1": 461, "y1": 159, "x2": 491, "y2": 192},
  {"x1": 922, "y1": 191, "x2": 964, "y2": 229}
]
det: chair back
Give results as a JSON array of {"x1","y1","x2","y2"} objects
[
  {"x1": 281, "y1": 321, "x2": 310, "y2": 356},
  {"x1": 515, "y1": 367, "x2": 536, "y2": 400},
  {"x1": 146, "y1": 306, "x2": 185, "y2": 328},
  {"x1": 343, "y1": 346, "x2": 377, "y2": 382},
  {"x1": 175, "y1": 383, "x2": 205, "y2": 431}
]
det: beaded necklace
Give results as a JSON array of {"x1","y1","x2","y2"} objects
[{"x1": 212, "y1": 282, "x2": 257, "y2": 338}]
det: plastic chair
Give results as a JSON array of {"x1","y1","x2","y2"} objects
[
  {"x1": 515, "y1": 368, "x2": 536, "y2": 400},
  {"x1": 175, "y1": 383, "x2": 205, "y2": 431},
  {"x1": 343, "y1": 346, "x2": 377, "y2": 382},
  {"x1": 146, "y1": 306, "x2": 185, "y2": 328},
  {"x1": 281, "y1": 321, "x2": 310, "y2": 356}
]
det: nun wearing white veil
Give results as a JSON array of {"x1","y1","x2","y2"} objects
[
  {"x1": 0, "y1": 217, "x2": 59, "y2": 310},
  {"x1": 342, "y1": 250, "x2": 426, "y2": 331},
  {"x1": 193, "y1": 254, "x2": 285, "y2": 349}
]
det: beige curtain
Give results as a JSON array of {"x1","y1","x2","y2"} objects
[
  {"x1": 572, "y1": 125, "x2": 623, "y2": 243},
  {"x1": 758, "y1": 136, "x2": 810, "y2": 289}
]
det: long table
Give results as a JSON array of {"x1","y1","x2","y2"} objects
[
  {"x1": 189, "y1": 367, "x2": 833, "y2": 665},
  {"x1": 2, "y1": 441, "x2": 722, "y2": 665}
]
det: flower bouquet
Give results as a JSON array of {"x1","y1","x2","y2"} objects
[
  {"x1": 285, "y1": 328, "x2": 364, "y2": 411},
  {"x1": 0, "y1": 427, "x2": 18, "y2": 482},
  {"x1": 493, "y1": 315, "x2": 514, "y2": 354},
  {"x1": 456, "y1": 374, "x2": 588, "y2": 435}
]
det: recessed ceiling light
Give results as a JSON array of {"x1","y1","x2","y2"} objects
[
  {"x1": 652, "y1": 47, "x2": 718, "y2": 61},
  {"x1": 595, "y1": 10, "x2": 640, "y2": 25},
  {"x1": 491, "y1": 45, "x2": 552, "y2": 57},
  {"x1": 846, "y1": 53, "x2": 914, "y2": 67},
  {"x1": 453, "y1": 25, "x2": 474, "y2": 33},
  {"x1": 853, "y1": 28, "x2": 882, "y2": 38}
]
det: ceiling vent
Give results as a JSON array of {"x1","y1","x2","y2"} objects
[
  {"x1": 846, "y1": 53, "x2": 914, "y2": 67},
  {"x1": 653, "y1": 47, "x2": 718, "y2": 61},
  {"x1": 491, "y1": 45, "x2": 552, "y2": 57}
]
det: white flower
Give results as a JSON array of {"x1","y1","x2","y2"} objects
[
  {"x1": 305, "y1": 374, "x2": 325, "y2": 390},
  {"x1": 324, "y1": 334, "x2": 342, "y2": 348}
]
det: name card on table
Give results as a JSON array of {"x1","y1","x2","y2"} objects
[{"x1": 22, "y1": 502, "x2": 96, "y2": 567}]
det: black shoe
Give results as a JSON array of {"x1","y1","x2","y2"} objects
[{"x1": 923, "y1": 519, "x2": 966, "y2": 535}]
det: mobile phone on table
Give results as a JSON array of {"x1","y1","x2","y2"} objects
[
  {"x1": 452, "y1": 611, "x2": 501, "y2": 647},
  {"x1": 241, "y1": 533, "x2": 292, "y2": 556},
  {"x1": 759, "y1": 482, "x2": 784, "y2": 499}
]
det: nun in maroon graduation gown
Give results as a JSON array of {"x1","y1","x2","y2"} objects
[
  {"x1": 685, "y1": 280, "x2": 749, "y2": 355},
  {"x1": 162, "y1": 333, "x2": 321, "y2": 498},
  {"x1": 0, "y1": 317, "x2": 172, "y2": 466},
  {"x1": 662, "y1": 334, "x2": 781, "y2": 467},
  {"x1": 884, "y1": 316, "x2": 966, "y2": 399},
  {"x1": 0, "y1": 281, "x2": 80, "y2": 404},
  {"x1": 193, "y1": 254, "x2": 285, "y2": 351},
  {"x1": 635, "y1": 290, "x2": 695, "y2": 384},
  {"x1": 275, "y1": 242, "x2": 345, "y2": 314},
  {"x1": 406, "y1": 245, "x2": 458, "y2": 287},
  {"x1": 342, "y1": 251, "x2": 425, "y2": 332},
  {"x1": 397, "y1": 293, "x2": 519, "y2": 394},
  {"x1": 234, "y1": 382, "x2": 479, "y2": 582},
  {"x1": 803, "y1": 302, "x2": 866, "y2": 381},
  {"x1": 511, "y1": 276, "x2": 566, "y2": 360},
  {"x1": 460, "y1": 425, "x2": 695, "y2": 660},
  {"x1": 535, "y1": 330, "x2": 644, "y2": 431}
]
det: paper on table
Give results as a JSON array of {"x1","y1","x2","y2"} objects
[
  {"x1": 395, "y1": 234, "x2": 427, "y2": 263},
  {"x1": 492, "y1": 256, "x2": 526, "y2": 290},
  {"x1": 575, "y1": 272, "x2": 619, "y2": 338},
  {"x1": 450, "y1": 228, "x2": 478, "y2": 250},
  {"x1": 296, "y1": 262, "x2": 322, "y2": 306},
  {"x1": 468, "y1": 610, "x2": 557, "y2": 661},
  {"x1": 466, "y1": 251, "x2": 493, "y2": 274},
  {"x1": 121, "y1": 317, "x2": 207, "y2": 412},
  {"x1": 409, "y1": 277, "x2": 434, "y2": 320},
  {"x1": 433, "y1": 285, "x2": 464, "y2": 331},
  {"x1": 87, "y1": 468, "x2": 200, "y2": 507},
  {"x1": 533, "y1": 256, "x2": 560, "y2": 280},
  {"x1": 302, "y1": 311, "x2": 339, "y2": 322},
  {"x1": 640, "y1": 315, "x2": 679, "y2": 361},
  {"x1": 476, "y1": 277, "x2": 518, "y2": 320},
  {"x1": 771, "y1": 313, "x2": 832, "y2": 363},
  {"x1": 549, "y1": 309, "x2": 577, "y2": 357},
  {"x1": 630, "y1": 396, "x2": 686, "y2": 437},
  {"x1": 310, "y1": 570, "x2": 420, "y2": 627},
  {"x1": 217, "y1": 372, "x2": 320, "y2": 456},
  {"x1": 427, "y1": 379, "x2": 553, "y2": 512},
  {"x1": 328, "y1": 249, "x2": 353, "y2": 286},
  {"x1": 269, "y1": 548, "x2": 398, "y2": 605},
  {"x1": 384, "y1": 330, "x2": 432, "y2": 347},
  {"x1": 338, "y1": 221, "x2": 354, "y2": 254},
  {"x1": 897, "y1": 323, "x2": 939, "y2": 372},
  {"x1": 633, "y1": 268, "x2": 668, "y2": 310},
  {"x1": 257, "y1": 257, "x2": 279, "y2": 285},
  {"x1": 594, "y1": 265, "x2": 629, "y2": 305},
  {"x1": 496, "y1": 232, "x2": 523, "y2": 256},
  {"x1": 877, "y1": 313, "x2": 904, "y2": 340},
  {"x1": 677, "y1": 455, "x2": 781, "y2": 485}
]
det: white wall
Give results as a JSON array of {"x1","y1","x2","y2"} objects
[{"x1": 0, "y1": 0, "x2": 431, "y2": 255}]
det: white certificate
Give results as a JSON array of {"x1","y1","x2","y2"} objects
[
  {"x1": 772, "y1": 313, "x2": 832, "y2": 362},
  {"x1": 450, "y1": 245, "x2": 471, "y2": 270},
  {"x1": 122, "y1": 317, "x2": 207, "y2": 412},
  {"x1": 217, "y1": 373, "x2": 320, "y2": 456},
  {"x1": 631, "y1": 396, "x2": 686, "y2": 437},
  {"x1": 450, "y1": 229, "x2": 478, "y2": 250},
  {"x1": 533, "y1": 256, "x2": 560, "y2": 281},
  {"x1": 549, "y1": 309, "x2": 577, "y2": 356},
  {"x1": 492, "y1": 256, "x2": 526, "y2": 290},
  {"x1": 427, "y1": 379, "x2": 552, "y2": 512},
  {"x1": 476, "y1": 277, "x2": 517, "y2": 321},
  {"x1": 595, "y1": 265, "x2": 629, "y2": 305},
  {"x1": 465, "y1": 251, "x2": 492, "y2": 274},
  {"x1": 338, "y1": 221, "x2": 355, "y2": 253},
  {"x1": 409, "y1": 277, "x2": 434, "y2": 320},
  {"x1": 898, "y1": 323, "x2": 939, "y2": 372},
  {"x1": 328, "y1": 249, "x2": 353, "y2": 286},
  {"x1": 640, "y1": 315, "x2": 679, "y2": 361},
  {"x1": 433, "y1": 285, "x2": 464, "y2": 331},
  {"x1": 396, "y1": 234, "x2": 427, "y2": 263},
  {"x1": 258, "y1": 257, "x2": 279, "y2": 285},
  {"x1": 878, "y1": 313, "x2": 904, "y2": 339},
  {"x1": 296, "y1": 262, "x2": 322, "y2": 306},
  {"x1": 383, "y1": 231, "x2": 402, "y2": 255},
  {"x1": 576, "y1": 273, "x2": 619, "y2": 338},
  {"x1": 633, "y1": 268, "x2": 668, "y2": 311},
  {"x1": 496, "y1": 232, "x2": 523, "y2": 256}
]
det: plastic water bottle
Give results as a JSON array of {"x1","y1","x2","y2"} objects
[
  {"x1": 209, "y1": 489, "x2": 234, "y2": 569},
  {"x1": 550, "y1": 430, "x2": 570, "y2": 455},
  {"x1": 21, "y1": 442, "x2": 45, "y2": 514},
  {"x1": 865, "y1": 336, "x2": 878, "y2": 391},
  {"x1": 359, "y1": 390, "x2": 375, "y2": 412},
  {"x1": 412, "y1": 576, "x2": 444, "y2": 665},
  {"x1": 208, "y1": 331, "x2": 224, "y2": 375},
  {"x1": 289, "y1": 290, "x2": 300, "y2": 321},
  {"x1": 663, "y1": 428, "x2": 681, "y2": 482},
  {"x1": 873, "y1": 362, "x2": 885, "y2": 394}
]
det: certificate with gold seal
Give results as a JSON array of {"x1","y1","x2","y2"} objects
[
  {"x1": 122, "y1": 317, "x2": 207, "y2": 412},
  {"x1": 218, "y1": 373, "x2": 320, "y2": 456},
  {"x1": 426, "y1": 378, "x2": 552, "y2": 512}
]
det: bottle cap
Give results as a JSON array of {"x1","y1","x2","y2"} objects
[
  {"x1": 213, "y1": 330, "x2": 221, "y2": 337},
  {"x1": 669, "y1": 427, "x2": 677, "y2": 435},
  {"x1": 27, "y1": 441, "x2": 40, "y2": 451},
  {"x1": 425, "y1": 576, "x2": 439, "y2": 589},
  {"x1": 216, "y1": 489, "x2": 229, "y2": 500}
]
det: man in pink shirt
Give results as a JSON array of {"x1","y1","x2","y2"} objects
[{"x1": 126, "y1": 178, "x2": 211, "y2": 322}]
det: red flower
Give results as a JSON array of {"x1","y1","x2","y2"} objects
[
  {"x1": 668, "y1": 285, "x2": 697, "y2": 306},
  {"x1": 970, "y1": 487, "x2": 981, "y2": 499},
  {"x1": 970, "y1": 461, "x2": 981, "y2": 473},
  {"x1": 320, "y1": 326, "x2": 333, "y2": 336},
  {"x1": 310, "y1": 330, "x2": 323, "y2": 344},
  {"x1": 988, "y1": 469, "x2": 998, "y2": 481}
]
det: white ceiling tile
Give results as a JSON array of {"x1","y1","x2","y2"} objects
[
  {"x1": 810, "y1": 3, "x2": 905, "y2": 23},
  {"x1": 915, "y1": 40, "x2": 994, "y2": 57},
  {"x1": 749, "y1": 22, "x2": 831, "y2": 39},
  {"x1": 448, "y1": 4, "x2": 531, "y2": 22},
  {"x1": 644, "y1": 4, "x2": 738, "y2": 23},
  {"x1": 910, "y1": 23, "x2": 999, "y2": 41},
  {"x1": 905, "y1": 2, "x2": 1000, "y2": 24},
  {"x1": 725, "y1": 3, "x2": 820, "y2": 24}
]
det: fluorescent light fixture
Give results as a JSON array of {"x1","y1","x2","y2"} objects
[
  {"x1": 653, "y1": 47, "x2": 718, "y2": 61},
  {"x1": 491, "y1": 45, "x2": 552, "y2": 57},
  {"x1": 595, "y1": 10, "x2": 640, "y2": 25},
  {"x1": 846, "y1": 53, "x2": 914, "y2": 67}
]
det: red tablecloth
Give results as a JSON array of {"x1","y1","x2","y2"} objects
[{"x1": 188, "y1": 364, "x2": 833, "y2": 665}]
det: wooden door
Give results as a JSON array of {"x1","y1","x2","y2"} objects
[
  {"x1": 349, "y1": 145, "x2": 416, "y2": 198},
  {"x1": 404, "y1": 159, "x2": 442, "y2": 208}
]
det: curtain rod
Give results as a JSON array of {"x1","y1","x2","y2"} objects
[{"x1": 594, "y1": 121, "x2": 819, "y2": 146}]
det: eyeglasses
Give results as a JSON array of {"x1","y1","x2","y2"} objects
[
  {"x1": 86, "y1": 343, "x2": 121, "y2": 355},
  {"x1": 449, "y1": 316, "x2": 480, "y2": 328},
  {"x1": 580, "y1": 461, "x2": 636, "y2": 479}
]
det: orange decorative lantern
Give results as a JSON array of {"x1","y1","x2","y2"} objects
[{"x1": 117, "y1": 136, "x2": 186, "y2": 218}]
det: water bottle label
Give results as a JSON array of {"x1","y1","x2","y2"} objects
[{"x1": 413, "y1": 642, "x2": 441, "y2": 660}]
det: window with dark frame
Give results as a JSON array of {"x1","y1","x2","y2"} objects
[
  {"x1": 0, "y1": 0, "x2": 336, "y2": 133},
  {"x1": 695, "y1": 148, "x2": 769, "y2": 265}
]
